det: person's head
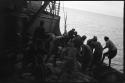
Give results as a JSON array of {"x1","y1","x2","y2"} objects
[
  {"x1": 81, "y1": 35, "x2": 87, "y2": 42},
  {"x1": 72, "y1": 28, "x2": 75, "y2": 32},
  {"x1": 93, "y1": 36, "x2": 97, "y2": 41},
  {"x1": 74, "y1": 31, "x2": 77, "y2": 36},
  {"x1": 104, "y1": 36, "x2": 109, "y2": 41}
]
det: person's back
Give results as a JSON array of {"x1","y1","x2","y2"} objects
[
  {"x1": 80, "y1": 44, "x2": 93, "y2": 71},
  {"x1": 61, "y1": 44, "x2": 80, "y2": 74},
  {"x1": 61, "y1": 41, "x2": 78, "y2": 60},
  {"x1": 81, "y1": 44, "x2": 93, "y2": 61},
  {"x1": 93, "y1": 41, "x2": 103, "y2": 65},
  {"x1": 87, "y1": 39, "x2": 92, "y2": 46},
  {"x1": 87, "y1": 39, "x2": 94, "y2": 51},
  {"x1": 72, "y1": 36, "x2": 82, "y2": 51},
  {"x1": 106, "y1": 39, "x2": 117, "y2": 51}
]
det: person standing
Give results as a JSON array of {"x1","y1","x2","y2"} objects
[
  {"x1": 92, "y1": 36, "x2": 103, "y2": 66},
  {"x1": 80, "y1": 35, "x2": 93, "y2": 72},
  {"x1": 87, "y1": 36, "x2": 97, "y2": 52},
  {"x1": 67, "y1": 28, "x2": 75, "y2": 40},
  {"x1": 102, "y1": 36, "x2": 117, "y2": 67}
]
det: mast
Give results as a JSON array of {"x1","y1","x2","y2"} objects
[
  {"x1": 45, "y1": 1, "x2": 60, "y2": 16},
  {"x1": 44, "y1": 1, "x2": 61, "y2": 33},
  {"x1": 64, "y1": 12, "x2": 67, "y2": 35},
  {"x1": 57, "y1": 1, "x2": 60, "y2": 16},
  {"x1": 27, "y1": 1, "x2": 50, "y2": 29},
  {"x1": 63, "y1": 2, "x2": 67, "y2": 35},
  {"x1": 26, "y1": 1, "x2": 61, "y2": 34}
]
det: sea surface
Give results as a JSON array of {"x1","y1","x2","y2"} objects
[{"x1": 59, "y1": 7, "x2": 123, "y2": 73}]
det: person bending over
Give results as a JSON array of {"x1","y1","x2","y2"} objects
[{"x1": 102, "y1": 36, "x2": 117, "y2": 67}]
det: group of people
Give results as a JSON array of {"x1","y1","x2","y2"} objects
[
  {"x1": 32, "y1": 24, "x2": 118, "y2": 81},
  {"x1": 42, "y1": 28, "x2": 117, "y2": 68}
]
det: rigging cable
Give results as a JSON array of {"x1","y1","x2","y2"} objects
[{"x1": 63, "y1": 1, "x2": 68, "y2": 35}]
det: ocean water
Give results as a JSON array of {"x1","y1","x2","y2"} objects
[{"x1": 59, "y1": 7, "x2": 123, "y2": 73}]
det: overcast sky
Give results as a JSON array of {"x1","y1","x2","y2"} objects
[{"x1": 60, "y1": 1, "x2": 124, "y2": 17}]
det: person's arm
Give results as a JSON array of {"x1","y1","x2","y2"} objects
[
  {"x1": 103, "y1": 46, "x2": 107, "y2": 50},
  {"x1": 103, "y1": 41, "x2": 108, "y2": 49}
]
